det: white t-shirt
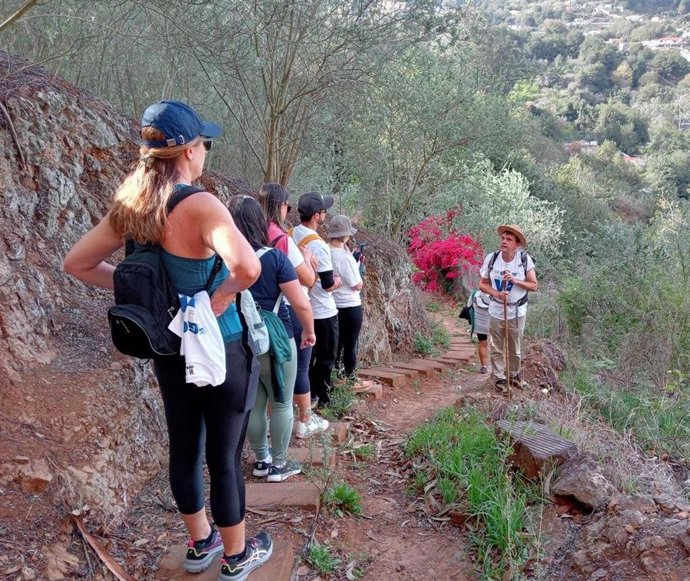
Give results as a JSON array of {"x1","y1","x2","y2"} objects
[
  {"x1": 284, "y1": 236, "x2": 308, "y2": 305},
  {"x1": 480, "y1": 251, "x2": 535, "y2": 320},
  {"x1": 168, "y1": 291, "x2": 226, "y2": 386},
  {"x1": 292, "y1": 224, "x2": 338, "y2": 319},
  {"x1": 330, "y1": 246, "x2": 362, "y2": 308}
]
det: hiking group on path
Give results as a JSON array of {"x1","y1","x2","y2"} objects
[{"x1": 63, "y1": 99, "x2": 536, "y2": 580}]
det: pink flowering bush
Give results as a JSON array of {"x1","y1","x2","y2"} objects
[{"x1": 407, "y1": 210, "x2": 482, "y2": 294}]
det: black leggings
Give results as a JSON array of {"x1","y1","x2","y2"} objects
[
  {"x1": 336, "y1": 305, "x2": 363, "y2": 378},
  {"x1": 153, "y1": 340, "x2": 258, "y2": 527},
  {"x1": 310, "y1": 315, "x2": 338, "y2": 405}
]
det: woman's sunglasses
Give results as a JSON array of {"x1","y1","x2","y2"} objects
[{"x1": 203, "y1": 140, "x2": 213, "y2": 151}]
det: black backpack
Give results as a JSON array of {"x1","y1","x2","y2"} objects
[{"x1": 107, "y1": 185, "x2": 222, "y2": 359}]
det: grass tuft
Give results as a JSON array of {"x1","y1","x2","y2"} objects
[{"x1": 324, "y1": 481, "x2": 363, "y2": 516}]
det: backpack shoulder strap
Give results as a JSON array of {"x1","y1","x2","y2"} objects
[
  {"x1": 204, "y1": 255, "x2": 223, "y2": 292},
  {"x1": 271, "y1": 234, "x2": 288, "y2": 248},
  {"x1": 521, "y1": 250, "x2": 531, "y2": 270},
  {"x1": 255, "y1": 247, "x2": 272, "y2": 259},
  {"x1": 166, "y1": 185, "x2": 205, "y2": 214},
  {"x1": 297, "y1": 233, "x2": 323, "y2": 249},
  {"x1": 487, "y1": 250, "x2": 500, "y2": 272}
]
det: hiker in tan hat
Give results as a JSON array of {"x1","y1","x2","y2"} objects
[{"x1": 478, "y1": 225, "x2": 538, "y2": 393}]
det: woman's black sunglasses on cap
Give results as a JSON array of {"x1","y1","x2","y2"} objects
[{"x1": 203, "y1": 140, "x2": 212, "y2": 151}]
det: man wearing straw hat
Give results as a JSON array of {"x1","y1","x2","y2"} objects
[{"x1": 479, "y1": 225, "x2": 538, "y2": 393}]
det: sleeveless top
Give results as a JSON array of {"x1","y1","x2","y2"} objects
[{"x1": 161, "y1": 251, "x2": 242, "y2": 343}]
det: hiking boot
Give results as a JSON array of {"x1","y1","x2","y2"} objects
[
  {"x1": 219, "y1": 532, "x2": 273, "y2": 580},
  {"x1": 511, "y1": 375, "x2": 529, "y2": 390},
  {"x1": 266, "y1": 460, "x2": 302, "y2": 483},
  {"x1": 479, "y1": 366, "x2": 488, "y2": 374},
  {"x1": 184, "y1": 526, "x2": 223, "y2": 573},
  {"x1": 494, "y1": 378, "x2": 508, "y2": 394},
  {"x1": 295, "y1": 413, "x2": 329, "y2": 439},
  {"x1": 310, "y1": 396, "x2": 319, "y2": 409},
  {"x1": 253, "y1": 455, "x2": 272, "y2": 478}
]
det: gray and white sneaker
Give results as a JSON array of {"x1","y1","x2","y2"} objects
[
  {"x1": 253, "y1": 455, "x2": 272, "y2": 477},
  {"x1": 219, "y1": 531, "x2": 273, "y2": 580},
  {"x1": 295, "y1": 413, "x2": 329, "y2": 439},
  {"x1": 266, "y1": 460, "x2": 302, "y2": 482}
]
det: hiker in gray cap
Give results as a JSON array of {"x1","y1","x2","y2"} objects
[
  {"x1": 291, "y1": 192, "x2": 341, "y2": 407},
  {"x1": 328, "y1": 215, "x2": 364, "y2": 381}
]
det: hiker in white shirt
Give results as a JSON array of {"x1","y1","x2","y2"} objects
[
  {"x1": 479, "y1": 224, "x2": 537, "y2": 393},
  {"x1": 328, "y1": 215, "x2": 364, "y2": 380},
  {"x1": 292, "y1": 192, "x2": 341, "y2": 407}
]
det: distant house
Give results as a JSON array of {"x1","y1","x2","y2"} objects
[
  {"x1": 641, "y1": 37, "x2": 684, "y2": 50},
  {"x1": 565, "y1": 140, "x2": 599, "y2": 155}
]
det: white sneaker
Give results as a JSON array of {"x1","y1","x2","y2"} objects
[{"x1": 295, "y1": 414, "x2": 330, "y2": 439}]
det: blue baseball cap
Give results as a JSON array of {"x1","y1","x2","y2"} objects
[{"x1": 140, "y1": 100, "x2": 222, "y2": 148}]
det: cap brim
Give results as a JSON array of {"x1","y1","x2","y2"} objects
[
  {"x1": 200, "y1": 121, "x2": 222, "y2": 139},
  {"x1": 323, "y1": 196, "x2": 334, "y2": 210},
  {"x1": 351, "y1": 227, "x2": 357, "y2": 235}
]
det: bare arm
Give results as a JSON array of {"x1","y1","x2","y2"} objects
[
  {"x1": 480, "y1": 276, "x2": 507, "y2": 302},
  {"x1": 294, "y1": 261, "x2": 316, "y2": 288},
  {"x1": 280, "y1": 279, "x2": 316, "y2": 348},
  {"x1": 63, "y1": 216, "x2": 123, "y2": 289}
]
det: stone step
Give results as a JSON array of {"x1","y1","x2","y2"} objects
[
  {"x1": 156, "y1": 538, "x2": 293, "y2": 581},
  {"x1": 247, "y1": 446, "x2": 335, "y2": 469},
  {"x1": 351, "y1": 380, "x2": 384, "y2": 399},
  {"x1": 410, "y1": 358, "x2": 444, "y2": 372},
  {"x1": 329, "y1": 421, "x2": 349, "y2": 444},
  {"x1": 290, "y1": 446, "x2": 336, "y2": 469},
  {"x1": 428, "y1": 357, "x2": 462, "y2": 368},
  {"x1": 391, "y1": 360, "x2": 439, "y2": 376},
  {"x1": 246, "y1": 481, "x2": 321, "y2": 511},
  {"x1": 440, "y1": 351, "x2": 474, "y2": 362},
  {"x1": 357, "y1": 368, "x2": 408, "y2": 387},
  {"x1": 366, "y1": 366, "x2": 420, "y2": 379}
]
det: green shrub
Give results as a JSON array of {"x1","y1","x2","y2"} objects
[{"x1": 414, "y1": 333, "x2": 437, "y2": 357}]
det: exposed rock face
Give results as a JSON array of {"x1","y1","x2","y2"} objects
[
  {"x1": 555, "y1": 494, "x2": 690, "y2": 580},
  {"x1": 0, "y1": 48, "x2": 424, "y2": 542}
]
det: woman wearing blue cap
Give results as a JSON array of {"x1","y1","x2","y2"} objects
[{"x1": 64, "y1": 101, "x2": 273, "y2": 579}]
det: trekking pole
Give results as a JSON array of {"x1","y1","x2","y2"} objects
[{"x1": 503, "y1": 288, "x2": 511, "y2": 401}]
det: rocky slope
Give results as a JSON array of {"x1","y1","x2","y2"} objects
[{"x1": 0, "y1": 48, "x2": 426, "y2": 562}]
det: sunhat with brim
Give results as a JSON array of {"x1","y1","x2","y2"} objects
[
  {"x1": 328, "y1": 215, "x2": 357, "y2": 238},
  {"x1": 497, "y1": 224, "x2": 527, "y2": 247},
  {"x1": 140, "y1": 100, "x2": 222, "y2": 148}
]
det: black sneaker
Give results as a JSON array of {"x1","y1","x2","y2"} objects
[
  {"x1": 184, "y1": 526, "x2": 223, "y2": 573},
  {"x1": 266, "y1": 460, "x2": 302, "y2": 483},
  {"x1": 219, "y1": 532, "x2": 273, "y2": 580},
  {"x1": 253, "y1": 455, "x2": 272, "y2": 478},
  {"x1": 511, "y1": 374, "x2": 529, "y2": 389},
  {"x1": 495, "y1": 378, "x2": 508, "y2": 394}
]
